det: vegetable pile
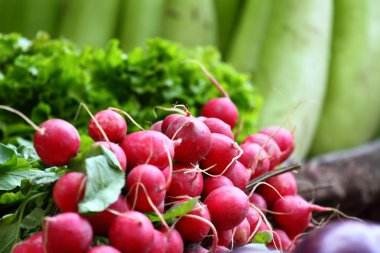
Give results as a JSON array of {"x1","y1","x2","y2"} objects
[{"x1": 0, "y1": 66, "x2": 339, "y2": 253}]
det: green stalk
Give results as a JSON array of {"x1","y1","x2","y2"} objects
[
  {"x1": 60, "y1": 0, "x2": 120, "y2": 47},
  {"x1": 118, "y1": 0, "x2": 165, "y2": 51},
  {"x1": 162, "y1": 0, "x2": 217, "y2": 47},
  {"x1": 310, "y1": 0, "x2": 380, "y2": 156},
  {"x1": 213, "y1": 0, "x2": 244, "y2": 57},
  {"x1": 255, "y1": 0, "x2": 332, "y2": 160},
  {"x1": 226, "y1": 0, "x2": 272, "y2": 74}
]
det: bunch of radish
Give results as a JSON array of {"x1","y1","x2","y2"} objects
[{"x1": 6, "y1": 66, "x2": 332, "y2": 253}]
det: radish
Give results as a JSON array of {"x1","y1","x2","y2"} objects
[
  {"x1": 245, "y1": 206, "x2": 261, "y2": 235},
  {"x1": 268, "y1": 229, "x2": 292, "y2": 251},
  {"x1": 109, "y1": 211, "x2": 155, "y2": 253},
  {"x1": 43, "y1": 212, "x2": 93, "y2": 253},
  {"x1": 204, "y1": 186, "x2": 249, "y2": 230},
  {"x1": 88, "y1": 109, "x2": 127, "y2": 143},
  {"x1": 165, "y1": 115, "x2": 212, "y2": 164},
  {"x1": 201, "y1": 97, "x2": 238, "y2": 130},
  {"x1": 233, "y1": 218, "x2": 250, "y2": 247},
  {"x1": 12, "y1": 232, "x2": 43, "y2": 253},
  {"x1": 184, "y1": 244, "x2": 208, "y2": 253},
  {"x1": 203, "y1": 117, "x2": 234, "y2": 140},
  {"x1": 260, "y1": 126, "x2": 294, "y2": 162},
  {"x1": 257, "y1": 172, "x2": 297, "y2": 208},
  {"x1": 249, "y1": 193, "x2": 267, "y2": 214},
  {"x1": 146, "y1": 230, "x2": 167, "y2": 253},
  {"x1": 203, "y1": 176, "x2": 233, "y2": 197},
  {"x1": 85, "y1": 195, "x2": 129, "y2": 236},
  {"x1": 217, "y1": 229, "x2": 233, "y2": 247},
  {"x1": 215, "y1": 245, "x2": 232, "y2": 253},
  {"x1": 242, "y1": 133, "x2": 281, "y2": 169},
  {"x1": 238, "y1": 143, "x2": 270, "y2": 178},
  {"x1": 119, "y1": 130, "x2": 175, "y2": 170},
  {"x1": 191, "y1": 62, "x2": 238, "y2": 129},
  {"x1": 0, "y1": 106, "x2": 80, "y2": 166},
  {"x1": 126, "y1": 164, "x2": 166, "y2": 212},
  {"x1": 175, "y1": 202, "x2": 211, "y2": 243},
  {"x1": 151, "y1": 120, "x2": 163, "y2": 131},
  {"x1": 87, "y1": 245, "x2": 121, "y2": 253},
  {"x1": 53, "y1": 172, "x2": 85, "y2": 212},
  {"x1": 160, "y1": 228, "x2": 184, "y2": 253},
  {"x1": 272, "y1": 195, "x2": 329, "y2": 239},
  {"x1": 161, "y1": 113, "x2": 183, "y2": 133},
  {"x1": 223, "y1": 161, "x2": 250, "y2": 190},
  {"x1": 34, "y1": 119, "x2": 80, "y2": 166},
  {"x1": 200, "y1": 133, "x2": 240, "y2": 175},
  {"x1": 93, "y1": 141, "x2": 127, "y2": 171},
  {"x1": 166, "y1": 163, "x2": 203, "y2": 200}
]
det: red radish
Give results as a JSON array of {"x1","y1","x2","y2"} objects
[
  {"x1": 109, "y1": 211, "x2": 155, "y2": 252},
  {"x1": 246, "y1": 206, "x2": 261, "y2": 235},
  {"x1": 203, "y1": 117, "x2": 234, "y2": 140},
  {"x1": 238, "y1": 143, "x2": 270, "y2": 178},
  {"x1": 161, "y1": 113, "x2": 183, "y2": 133},
  {"x1": 260, "y1": 126, "x2": 295, "y2": 162},
  {"x1": 85, "y1": 195, "x2": 129, "y2": 236},
  {"x1": 146, "y1": 230, "x2": 167, "y2": 253},
  {"x1": 93, "y1": 141, "x2": 127, "y2": 171},
  {"x1": 249, "y1": 193, "x2": 268, "y2": 214},
  {"x1": 175, "y1": 202, "x2": 211, "y2": 243},
  {"x1": 165, "y1": 116, "x2": 212, "y2": 164},
  {"x1": 215, "y1": 245, "x2": 232, "y2": 253},
  {"x1": 197, "y1": 116, "x2": 207, "y2": 121},
  {"x1": 242, "y1": 133, "x2": 282, "y2": 169},
  {"x1": 119, "y1": 130, "x2": 175, "y2": 170},
  {"x1": 157, "y1": 200, "x2": 165, "y2": 213},
  {"x1": 257, "y1": 172, "x2": 297, "y2": 208},
  {"x1": 126, "y1": 164, "x2": 166, "y2": 212},
  {"x1": 204, "y1": 186, "x2": 249, "y2": 230},
  {"x1": 200, "y1": 133, "x2": 240, "y2": 175},
  {"x1": 184, "y1": 244, "x2": 208, "y2": 253},
  {"x1": 34, "y1": 119, "x2": 80, "y2": 166},
  {"x1": 160, "y1": 228, "x2": 184, "y2": 253},
  {"x1": 12, "y1": 232, "x2": 43, "y2": 253},
  {"x1": 151, "y1": 120, "x2": 163, "y2": 131},
  {"x1": 161, "y1": 166, "x2": 171, "y2": 187},
  {"x1": 53, "y1": 172, "x2": 85, "y2": 212},
  {"x1": 88, "y1": 109, "x2": 127, "y2": 143},
  {"x1": 217, "y1": 229, "x2": 233, "y2": 247},
  {"x1": 201, "y1": 97, "x2": 238, "y2": 129},
  {"x1": 223, "y1": 161, "x2": 250, "y2": 190},
  {"x1": 166, "y1": 163, "x2": 203, "y2": 199},
  {"x1": 233, "y1": 218, "x2": 251, "y2": 247},
  {"x1": 43, "y1": 212, "x2": 93, "y2": 253},
  {"x1": 87, "y1": 245, "x2": 121, "y2": 253},
  {"x1": 268, "y1": 229, "x2": 292, "y2": 251},
  {"x1": 203, "y1": 176, "x2": 233, "y2": 197},
  {"x1": 272, "y1": 195, "x2": 329, "y2": 239}
]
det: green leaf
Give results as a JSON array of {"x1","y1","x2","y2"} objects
[
  {"x1": 0, "y1": 218, "x2": 19, "y2": 253},
  {"x1": 78, "y1": 146, "x2": 125, "y2": 213},
  {"x1": 147, "y1": 197, "x2": 200, "y2": 223},
  {"x1": 0, "y1": 191, "x2": 25, "y2": 205},
  {"x1": 0, "y1": 144, "x2": 17, "y2": 170},
  {"x1": 0, "y1": 170, "x2": 46, "y2": 191},
  {"x1": 253, "y1": 230, "x2": 274, "y2": 244},
  {"x1": 20, "y1": 208, "x2": 44, "y2": 230}
]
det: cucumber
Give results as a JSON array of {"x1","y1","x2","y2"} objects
[
  {"x1": 118, "y1": 0, "x2": 165, "y2": 51},
  {"x1": 310, "y1": 0, "x2": 380, "y2": 156},
  {"x1": 226, "y1": 0, "x2": 272, "y2": 74},
  {"x1": 162, "y1": 0, "x2": 217, "y2": 47},
  {"x1": 255, "y1": 0, "x2": 332, "y2": 160}
]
